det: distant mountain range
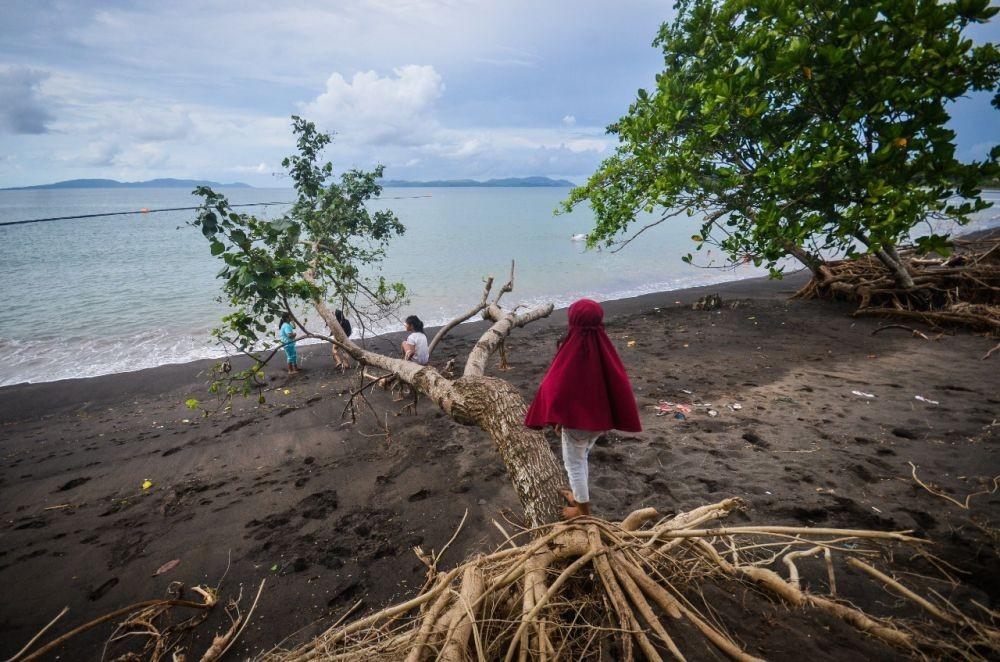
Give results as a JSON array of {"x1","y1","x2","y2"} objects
[
  {"x1": 3, "y1": 178, "x2": 253, "y2": 190},
  {"x1": 379, "y1": 176, "x2": 575, "y2": 188}
]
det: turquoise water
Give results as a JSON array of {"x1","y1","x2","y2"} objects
[{"x1": 0, "y1": 187, "x2": 997, "y2": 386}]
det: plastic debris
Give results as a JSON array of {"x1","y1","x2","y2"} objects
[
  {"x1": 142, "y1": 479, "x2": 153, "y2": 490},
  {"x1": 680, "y1": 389, "x2": 693, "y2": 395},
  {"x1": 627, "y1": 340, "x2": 636, "y2": 347},
  {"x1": 852, "y1": 390, "x2": 876, "y2": 399},
  {"x1": 914, "y1": 395, "x2": 939, "y2": 405},
  {"x1": 708, "y1": 409, "x2": 719, "y2": 417},
  {"x1": 283, "y1": 388, "x2": 291, "y2": 395},
  {"x1": 153, "y1": 559, "x2": 181, "y2": 576},
  {"x1": 673, "y1": 412, "x2": 686, "y2": 421},
  {"x1": 728, "y1": 403, "x2": 742, "y2": 411}
]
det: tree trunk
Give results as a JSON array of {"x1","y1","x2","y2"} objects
[
  {"x1": 853, "y1": 233, "x2": 915, "y2": 289},
  {"x1": 308, "y1": 291, "x2": 568, "y2": 527},
  {"x1": 783, "y1": 242, "x2": 824, "y2": 279},
  {"x1": 451, "y1": 376, "x2": 567, "y2": 527}
]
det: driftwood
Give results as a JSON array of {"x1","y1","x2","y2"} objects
[
  {"x1": 793, "y1": 236, "x2": 1000, "y2": 334},
  {"x1": 259, "y1": 499, "x2": 999, "y2": 661}
]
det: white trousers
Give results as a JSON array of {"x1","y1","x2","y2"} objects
[{"x1": 561, "y1": 427, "x2": 603, "y2": 504}]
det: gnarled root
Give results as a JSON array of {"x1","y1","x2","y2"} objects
[
  {"x1": 792, "y1": 237, "x2": 1000, "y2": 334},
  {"x1": 263, "y1": 498, "x2": 999, "y2": 661}
]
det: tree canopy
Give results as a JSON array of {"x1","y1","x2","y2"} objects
[
  {"x1": 191, "y1": 117, "x2": 405, "y2": 396},
  {"x1": 563, "y1": 0, "x2": 999, "y2": 285}
]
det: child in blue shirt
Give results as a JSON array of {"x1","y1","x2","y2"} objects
[{"x1": 279, "y1": 312, "x2": 299, "y2": 374}]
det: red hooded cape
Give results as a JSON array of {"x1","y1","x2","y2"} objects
[{"x1": 524, "y1": 298, "x2": 642, "y2": 433}]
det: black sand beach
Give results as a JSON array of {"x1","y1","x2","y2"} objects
[{"x1": 1, "y1": 273, "x2": 997, "y2": 660}]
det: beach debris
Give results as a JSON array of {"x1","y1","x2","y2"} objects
[
  {"x1": 708, "y1": 409, "x2": 719, "y2": 417},
  {"x1": 680, "y1": 389, "x2": 693, "y2": 395},
  {"x1": 914, "y1": 395, "x2": 939, "y2": 405},
  {"x1": 909, "y1": 461, "x2": 1000, "y2": 510},
  {"x1": 852, "y1": 390, "x2": 876, "y2": 399},
  {"x1": 153, "y1": 559, "x2": 181, "y2": 576},
  {"x1": 283, "y1": 388, "x2": 291, "y2": 395},
  {"x1": 728, "y1": 403, "x2": 743, "y2": 411},
  {"x1": 270, "y1": 564, "x2": 279, "y2": 572},
  {"x1": 673, "y1": 412, "x2": 686, "y2": 421},
  {"x1": 142, "y1": 479, "x2": 153, "y2": 490},
  {"x1": 627, "y1": 340, "x2": 636, "y2": 347},
  {"x1": 692, "y1": 293, "x2": 722, "y2": 310},
  {"x1": 44, "y1": 504, "x2": 72, "y2": 511}
]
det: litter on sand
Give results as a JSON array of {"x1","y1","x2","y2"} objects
[
  {"x1": 852, "y1": 390, "x2": 876, "y2": 399},
  {"x1": 914, "y1": 395, "x2": 940, "y2": 405},
  {"x1": 673, "y1": 412, "x2": 686, "y2": 421},
  {"x1": 142, "y1": 479, "x2": 153, "y2": 490},
  {"x1": 708, "y1": 409, "x2": 719, "y2": 417},
  {"x1": 728, "y1": 403, "x2": 743, "y2": 411},
  {"x1": 153, "y1": 559, "x2": 181, "y2": 576}
]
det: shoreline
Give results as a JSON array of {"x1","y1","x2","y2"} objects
[
  {"x1": 0, "y1": 270, "x2": 808, "y2": 413},
  {"x1": 2, "y1": 269, "x2": 998, "y2": 660}
]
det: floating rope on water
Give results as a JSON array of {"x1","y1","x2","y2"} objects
[{"x1": 0, "y1": 194, "x2": 432, "y2": 227}]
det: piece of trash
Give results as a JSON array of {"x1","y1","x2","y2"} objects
[
  {"x1": 44, "y1": 504, "x2": 71, "y2": 511},
  {"x1": 283, "y1": 389, "x2": 291, "y2": 395},
  {"x1": 627, "y1": 340, "x2": 636, "y2": 347},
  {"x1": 765, "y1": 491, "x2": 772, "y2": 495},
  {"x1": 728, "y1": 403, "x2": 742, "y2": 411},
  {"x1": 851, "y1": 390, "x2": 876, "y2": 399},
  {"x1": 142, "y1": 479, "x2": 153, "y2": 490},
  {"x1": 708, "y1": 409, "x2": 718, "y2": 417},
  {"x1": 673, "y1": 412, "x2": 686, "y2": 421},
  {"x1": 181, "y1": 419, "x2": 190, "y2": 424},
  {"x1": 914, "y1": 395, "x2": 939, "y2": 405},
  {"x1": 153, "y1": 559, "x2": 181, "y2": 576},
  {"x1": 680, "y1": 389, "x2": 693, "y2": 395},
  {"x1": 270, "y1": 564, "x2": 279, "y2": 572},
  {"x1": 871, "y1": 506, "x2": 882, "y2": 513}
]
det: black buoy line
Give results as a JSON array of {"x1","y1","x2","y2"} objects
[{"x1": 0, "y1": 193, "x2": 431, "y2": 227}]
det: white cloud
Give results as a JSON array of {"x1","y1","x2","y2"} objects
[
  {"x1": 229, "y1": 162, "x2": 270, "y2": 173},
  {"x1": 301, "y1": 65, "x2": 444, "y2": 146},
  {"x1": 561, "y1": 114, "x2": 576, "y2": 126}
]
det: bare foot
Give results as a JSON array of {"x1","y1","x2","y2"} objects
[{"x1": 560, "y1": 489, "x2": 577, "y2": 506}]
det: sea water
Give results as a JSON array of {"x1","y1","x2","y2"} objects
[{"x1": 0, "y1": 186, "x2": 997, "y2": 386}]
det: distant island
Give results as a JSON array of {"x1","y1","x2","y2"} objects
[
  {"x1": 3, "y1": 178, "x2": 253, "y2": 191},
  {"x1": 379, "y1": 176, "x2": 574, "y2": 188}
]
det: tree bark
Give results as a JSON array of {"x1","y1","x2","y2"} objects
[
  {"x1": 852, "y1": 233, "x2": 915, "y2": 289},
  {"x1": 783, "y1": 242, "x2": 824, "y2": 279},
  {"x1": 308, "y1": 288, "x2": 567, "y2": 527},
  {"x1": 451, "y1": 376, "x2": 567, "y2": 527}
]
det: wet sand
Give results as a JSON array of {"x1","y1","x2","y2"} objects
[{"x1": 1, "y1": 273, "x2": 997, "y2": 660}]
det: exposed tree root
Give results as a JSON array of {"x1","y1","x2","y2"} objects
[
  {"x1": 793, "y1": 236, "x2": 1000, "y2": 334},
  {"x1": 261, "y1": 499, "x2": 999, "y2": 661}
]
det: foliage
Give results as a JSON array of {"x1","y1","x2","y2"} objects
[
  {"x1": 563, "y1": 0, "x2": 1000, "y2": 278},
  {"x1": 192, "y1": 116, "x2": 405, "y2": 398}
]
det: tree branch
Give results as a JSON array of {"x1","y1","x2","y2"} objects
[
  {"x1": 428, "y1": 276, "x2": 495, "y2": 357},
  {"x1": 464, "y1": 304, "x2": 555, "y2": 378}
]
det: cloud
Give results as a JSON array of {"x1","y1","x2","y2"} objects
[
  {"x1": 229, "y1": 162, "x2": 270, "y2": 173},
  {"x1": 77, "y1": 141, "x2": 120, "y2": 166},
  {"x1": 301, "y1": 65, "x2": 444, "y2": 145},
  {"x1": 561, "y1": 115, "x2": 576, "y2": 126},
  {"x1": 0, "y1": 66, "x2": 54, "y2": 134}
]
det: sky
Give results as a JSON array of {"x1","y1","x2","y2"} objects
[{"x1": 0, "y1": 0, "x2": 996, "y2": 188}]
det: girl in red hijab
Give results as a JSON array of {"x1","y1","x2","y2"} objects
[{"x1": 525, "y1": 298, "x2": 641, "y2": 518}]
